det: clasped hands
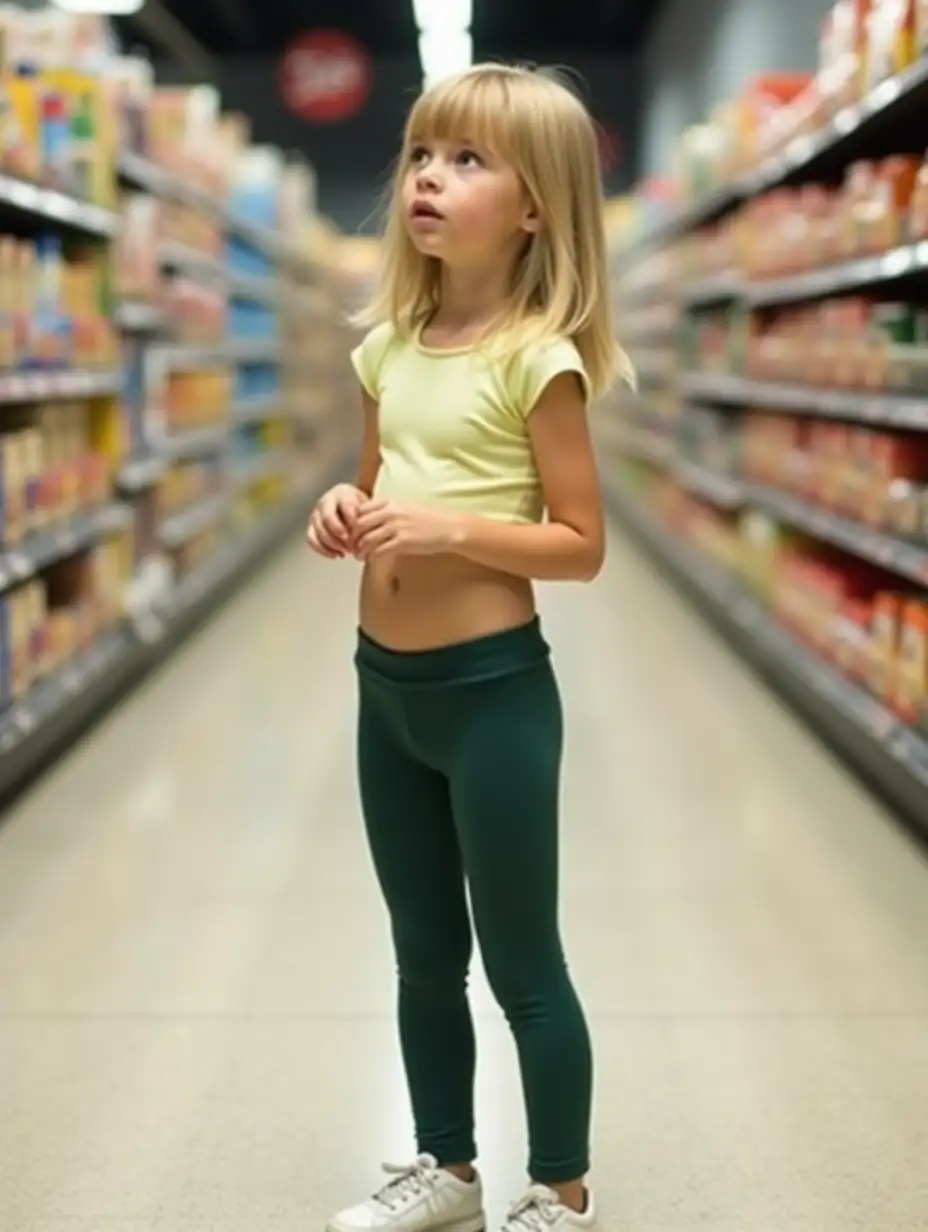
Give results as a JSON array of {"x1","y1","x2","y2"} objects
[{"x1": 306, "y1": 483, "x2": 463, "y2": 561}]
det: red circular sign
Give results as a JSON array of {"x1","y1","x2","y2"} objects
[{"x1": 279, "y1": 30, "x2": 372, "y2": 123}]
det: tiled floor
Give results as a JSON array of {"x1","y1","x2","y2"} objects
[{"x1": 1, "y1": 524, "x2": 927, "y2": 1231}]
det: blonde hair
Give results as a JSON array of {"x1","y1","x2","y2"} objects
[{"x1": 355, "y1": 62, "x2": 635, "y2": 401}]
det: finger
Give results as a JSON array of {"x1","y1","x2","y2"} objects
[
  {"x1": 335, "y1": 491, "x2": 363, "y2": 522},
  {"x1": 309, "y1": 520, "x2": 345, "y2": 557},
  {"x1": 354, "y1": 525, "x2": 399, "y2": 558},
  {"x1": 354, "y1": 506, "x2": 393, "y2": 536},
  {"x1": 320, "y1": 507, "x2": 351, "y2": 542}
]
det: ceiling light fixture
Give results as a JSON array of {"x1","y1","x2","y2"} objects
[
  {"x1": 412, "y1": 0, "x2": 471, "y2": 33},
  {"x1": 52, "y1": 0, "x2": 145, "y2": 12},
  {"x1": 418, "y1": 29, "x2": 472, "y2": 88}
]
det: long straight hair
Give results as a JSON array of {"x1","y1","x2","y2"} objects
[{"x1": 355, "y1": 63, "x2": 635, "y2": 401}]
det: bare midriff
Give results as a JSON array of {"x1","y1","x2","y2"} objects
[{"x1": 359, "y1": 552, "x2": 536, "y2": 652}]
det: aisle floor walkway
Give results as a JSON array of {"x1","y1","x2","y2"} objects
[{"x1": 1, "y1": 524, "x2": 928, "y2": 1231}]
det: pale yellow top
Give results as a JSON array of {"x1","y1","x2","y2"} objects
[{"x1": 350, "y1": 322, "x2": 589, "y2": 525}]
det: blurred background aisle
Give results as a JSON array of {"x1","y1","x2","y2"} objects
[
  {"x1": 1, "y1": 0, "x2": 928, "y2": 1229},
  {"x1": 2, "y1": 529, "x2": 927, "y2": 1232}
]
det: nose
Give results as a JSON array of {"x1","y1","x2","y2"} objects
[{"x1": 415, "y1": 162, "x2": 441, "y2": 192}]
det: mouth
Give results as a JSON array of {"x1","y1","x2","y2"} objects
[{"x1": 410, "y1": 200, "x2": 444, "y2": 221}]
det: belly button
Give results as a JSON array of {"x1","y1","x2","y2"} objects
[{"x1": 389, "y1": 575, "x2": 400, "y2": 595}]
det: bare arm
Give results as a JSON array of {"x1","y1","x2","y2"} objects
[
  {"x1": 449, "y1": 371, "x2": 605, "y2": 582},
  {"x1": 354, "y1": 388, "x2": 381, "y2": 496}
]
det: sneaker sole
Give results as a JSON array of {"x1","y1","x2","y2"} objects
[{"x1": 326, "y1": 1214, "x2": 486, "y2": 1232}]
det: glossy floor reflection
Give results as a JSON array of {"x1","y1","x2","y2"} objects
[{"x1": 1, "y1": 524, "x2": 928, "y2": 1231}]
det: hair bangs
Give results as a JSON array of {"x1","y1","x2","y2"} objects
[{"x1": 404, "y1": 70, "x2": 517, "y2": 163}]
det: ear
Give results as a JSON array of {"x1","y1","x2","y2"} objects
[{"x1": 521, "y1": 199, "x2": 543, "y2": 234}]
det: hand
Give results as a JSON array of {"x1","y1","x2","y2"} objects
[
  {"x1": 352, "y1": 499, "x2": 463, "y2": 561},
  {"x1": 306, "y1": 483, "x2": 365, "y2": 559}
]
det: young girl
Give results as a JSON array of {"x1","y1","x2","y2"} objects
[{"x1": 306, "y1": 61, "x2": 632, "y2": 1232}]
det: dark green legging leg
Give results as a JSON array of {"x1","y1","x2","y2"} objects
[{"x1": 356, "y1": 639, "x2": 593, "y2": 1184}]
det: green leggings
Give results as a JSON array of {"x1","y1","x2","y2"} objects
[{"x1": 354, "y1": 617, "x2": 593, "y2": 1184}]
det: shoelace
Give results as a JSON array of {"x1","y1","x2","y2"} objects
[
  {"x1": 503, "y1": 1186, "x2": 562, "y2": 1232},
  {"x1": 372, "y1": 1155, "x2": 441, "y2": 1213}
]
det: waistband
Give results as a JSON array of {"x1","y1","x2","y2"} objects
[{"x1": 355, "y1": 617, "x2": 551, "y2": 689}]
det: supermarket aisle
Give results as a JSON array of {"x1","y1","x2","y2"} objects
[{"x1": 1, "y1": 525, "x2": 928, "y2": 1232}]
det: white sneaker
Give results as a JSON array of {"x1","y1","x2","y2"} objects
[
  {"x1": 500, "y1": 1186, "x2": 596, "y2": 1232},
  {"x1": 327, "y1": 1154, "x2": 486, "y2": 1232}
]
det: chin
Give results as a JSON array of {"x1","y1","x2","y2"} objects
[{"x1": 408, "y1": 232, "x2": 448, "y2": 256}]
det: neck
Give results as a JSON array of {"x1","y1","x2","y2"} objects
[{"x1": 436, "y1": 261, "x2": 514, "y2": 328}]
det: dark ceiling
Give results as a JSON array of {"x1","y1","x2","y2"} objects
[{"x1": 119, "y1": 0, "x2": 660, "y2": 62}]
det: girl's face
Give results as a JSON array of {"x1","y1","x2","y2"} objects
[{"x1": 400, "y1": 134, "x2": 539, "y2": 267}]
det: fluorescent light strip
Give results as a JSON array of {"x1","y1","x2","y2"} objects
[
  {"x1": 419, "y1": 30, "x2": 473, "y2": 87},
  {"x1": 413, "y1": 0, "x2": 472, "y2": 32},
  {"x1": 413, "y1": 0, "x2": 472, "y2": 84},
  {"x1": 53, "y1": 0, "x2": 144, "y2": 10}
]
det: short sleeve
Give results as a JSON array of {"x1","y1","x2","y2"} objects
[
  {"x1": 507, "y1": 338, "x2": 590, "y2": 419},
  {"x1": 350, "y1": 322, "x2": 397, "y2": 400}
]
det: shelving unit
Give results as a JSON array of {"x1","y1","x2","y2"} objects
[
  {"x1": 607, "y1": 27, "x2": 928, "y2": 833},
  {"x1": 0, "y1": 7, "x2": 357, "y2": 802}
]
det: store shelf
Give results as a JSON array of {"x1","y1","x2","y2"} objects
[
  {"x1": 0, "y1": 451, "x2": 351, "y2": 805},
  {"x1": 0, "y1": 171, "x2": 117, "y2": 238},
  {"x1": 161, "y1": 425, "x2": 228, "y2": 462},
  {"x1": 744, "y1": 57, "x2": 928, "y2": 197},
  {"x1": 155, "y1": 339, "x2": 280, "y2": 370},
  {"x1": 605, "y1": 479, "x2": 928, "y2": 831},
  {"x1": 231, "y1": 394, "x2": 280, "y2": 424},
  {"x1": 747, "y1": 241, "x2": 928, "y2": 307},
  {"x1": 229, "y1": 273, "x2": 278, "y2": 304},
  {"x1": 116, "y1": 302, "x2": 166, "y2": 334},
  {"x1": 0, "y1": 624, "x2": 135, "y2": 757},
  {"x1": 118, "y1": 152, "x2": 219, "y2": 219},
  {"x1": 0, "y1": 369, "x2": 121, "y2": 404},
  {"x1": 118, "y1": 151, "x2": 287, "y2": 266},
  {"x1": 231, "y1": 449, "x2": 286, "y2": 489},
  {"x1": 118, "y1": 454, "x2": 167, "y2": 492},
  {"x1": 617, "y1": 428, "x2": 928, "y2": 586},
  {"x1": 681, "y1": 372, "x2": 928, "y2": 428},
  {"x1": 629, "y1": 58, "x2": 928, "y2": 257},
  {"x1": 676, "y1": 459, "x2": 744, "y2": 509},
  {"x1": 745, "y1": 484, "x2": 928, "y2": 587},
  {"x1": 160, "y1": 491, "x2": 230, "y2": 549},
  {"x1": 680, "y1": 271, "x2": 745, "y2": 307},
  {"x1": 0, "y1": 504, "x2": 132, "y2": 594}
]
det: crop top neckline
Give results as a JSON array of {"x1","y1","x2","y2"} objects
[{"x1": 412, "y1": 319, "x2": 479, "y2": 359}]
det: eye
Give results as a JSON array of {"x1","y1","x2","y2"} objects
[
  {"x1": 457, "y1": 148, "x2": 484, "y2": 168},
  {"x1": 409, "y1": 144, "x2": 431, "y2": 167}
]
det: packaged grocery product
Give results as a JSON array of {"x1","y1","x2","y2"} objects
[
  {"x1": 855, "y1": 0, "x2": 875, "y2": 96},
  {"x1": 1, "y1": 433, "x2": 26, "y2": 545},
  {"x1": 834, "y1": 597, "x2": 873, "y2": 680},
  {"x1": 868, "y1": 590, "x2": 907, "y2": 699},
  {"x1": 9, "y1": 587, "x2": 32, "y2": 699},
  {"x1": 841, "y1": 427, "x2": 875, "y2": 516},
  {"x1": 894, "y1": 599, "x2": 928, "y2": 721},
  {"x1": 20, "y1": 427, "x2": 43, "y2": 533},
  {"x1": 2, "y1": 71, "x2": 41, "y2": 181},
  {"x1": 0, "y1": 597, "x2": 9, "y2": 707},
  {"x1": 865, "y1": 432, "x2": 928, "y2": 525},
  {"x1": 867, "y1": 0, "x2": 916, "y2": 88},
  {"x1": 844, "y1": 161, "x2": 877, "y2": 256},
  {"x1": 865, "y1": 155, "x2": 919, "y2": 252},
  {"x1": 0, "y1": 237, "x2": 15, "y2": 370},
  {"x1": 918, "y1": 0, "x2": 928, "y2": 50}
]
